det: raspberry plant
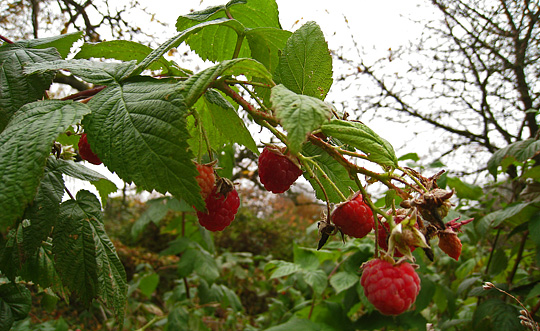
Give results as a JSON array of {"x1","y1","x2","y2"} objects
[{"x1": 0, "y1": 0, "x2": 482, "y2": 329}]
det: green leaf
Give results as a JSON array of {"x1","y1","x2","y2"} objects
[
  {"x1": 480, "y1": 201, "x2": 540, "y2": 228},
  {"x1": 526, "y1": 283, "x2": 540, "y2": 301},
  {"x1": 24, "y1": 59, "x2": 137, "y2": 85},
  {"x1": 293, "y1": 244, "x2": 319, "y2": 270},
  {"x1": 446, "y1": 177, "x2": 483, "y2": 200},
  {"x1": 22, "y1": 157, "x2": 65, "y2": 259},
  {"x1": 219, "y1": 284, "x2": 244, "y2": 312},
  {"x1": 177, "y1": 248, "x2": 220, "y2": 283},
  {"x1": 274, "y1": 21, "x2": 333, "y2": 100},
  {"x1": 203, "y1": 89, "x2": 258, "y2": 153},
  {"x1": 271, "y1": 85, "x2": 332, "y2": 153},
  {"x1": 14, "y1": 31, "x2": 84, "y2": 59},
  {"x1": 529, "y1": 213, "x2": 540, "y2": 246},
  {"x1": 0, "y1": 44, "x2": 60, "y2": 132},
  {"x1": 0, "y1": 100, "x2": 90, "y2": 230},
  {"x1": 269, "y1": 261, "x2": 301, "y2": 279},
  {"x1": 20, "y1": 245, "x2": 64, "y2": 294},
  {"x1": 473, "y1": 298, "x2": 522, "y2": 330},
  {"x1": 53, "y1": 190, "x2": 127, "y2": 321},
  {"x1": 321, "y1": 119, "x2": 398, "y2": 167},
  {"x1": 246, "y1": 27, "x2": 291, "y2": 72},
  {"x1": 138, "y1": 273, "x2": 159, "y2": 297},
  {"x1": 487, "y1": 249, "x2": 508, "y2": 276},
  {"x1": 329, "y1": 271, "x2": 358, "y2": 294},
  {"x1": 131, "y1": 198, "x2": 170, "y2": 239},
  {"x1": 265, "y1": 318, "x2": 334, "y2": 331},
  {"x1": 74, "y1": 40, "x2": 185, "y2": 75},
  {"x1": 487, "y1": 139, "x2": 540, "y2": 178},
  {"x1": 175, "y1": 0, "x2": 281, "y2": 62},
  {"x1": 0, "y1": 283, "x2": 32, "y2": 331},
  {"x1": 301, "y1": 269, "x2": 328, "y2": 295},
  {"x1": 302, "y1": 142, "x2": 356, "y2": 203},
  {"x1": 82, "y1": 79, "x2": 204, "y2": 211}
]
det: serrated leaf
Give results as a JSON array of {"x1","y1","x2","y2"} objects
[
  {"x1": 0, "y1": 226, "x2": 24, "y2": 280},
  {"x1": 177, "y1": 248, "x2": 220, "y2": 283},
  {"x1": 302, "y1": 142, "x2": 356, "y2": 203},
  {"x1": 480, "y1": 201, "x2": 540, "y2": 228},
  {"x1": 24, "y1": 59, "x2": 137, "y2": 85},
  {"x1": 176, "y1": 0, "x2": 281, "y2": 62},
  {"x1": 0, "y1": 44, "x2": 60, "y2": 132},
  {"x1": 203, "y1": 89, "x2": 258, "y2": 152},
  {"x1": 131, "y1": 198, "x2": 170, "y2": 239},
  {"x1": 0, "y1": 283, "x2": 31, "y2": 330},
  {"x1": 446, "y1": 177, "x2": 483, "y2": 200},
  {"x1": 53, "y1": 190, "x2": 127, "y2": 321},
  {"x1": 269, "y1": 261, "x2": 301, "y2": 279},
  {"x1": 293, "y1": 244, "x2": 319, "y2": 270},
  {"x1": 271, "y1": 85, "x2": 332, "y2": 153},
  {"x1": 487, "y1": 139, "x2": 540, "y2": 178},
  {"x1": 301, "y1": 269, "x2": 327, "y2": 295},
  {"x1": 473, "y1": 298, "x2": 522, "y2": 330},
  {"x1": 274, "y1": 21, "x2": 333, "y2": 100},
  {"x1": 329, "y1": 271, "x2": 358, "y2": 294},
  {"x1": 82, "y1": 79, "x2": 204, "y2": 211},
  {"x1": 22, "y1": 157, "x2": 65, "y2": 259},
  {"x1": 14, "y1": 32, "x2": 84, "y2": 59},
  {"x1": 246, "y1": 27, "x2": 291, "y2": 72},
  {"x1": 20, "y1": 245, "x2": 65, "y2": 295},
  {"x1": 321, "y1": 119, "x2": 398, "y2": 167},
  {"x1": 0, "y1": 100, "x2": 90, "y2": 230}
]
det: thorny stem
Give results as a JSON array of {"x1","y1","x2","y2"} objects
[
  {"x1": 224, "y1": 78, "x2": 273, "y2": 89},
  {"x1": 299, "y1": 154, "x2": 347, "y2": 202},
  {"x1": 61, "y1": 85, "x2": 106, "y2": 101},
  {"x1": 0, "y1": 34, "x2": 14, "y2": 44},
  {"x1": 64, "y1": 186, "x2": 75, "y2": 200},
  {"x1": 239, "y1": 83, "x2": 270, "y2": 112}
]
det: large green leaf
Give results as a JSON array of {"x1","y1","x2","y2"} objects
[
  {"x1": 321, "y1": 119, "x2": 398, "y2": 167},
  {"x1": 22, "y1": 157, "x2": 65, "y2": 259},
  {"x1": 301, "y1": 269, "x2": 328, "y2": 295},
  {"x1": 329, "y1": 271, "x2": 359, "y2": 294},
  {"x1": 479, "y1": 201, "x2": 540, "y2": 228},
  {"x1": 82, "y1": 79, "x2": 204, "y2": 211},
  {"x1": 20, "y1": 245, "x2": 64, "y2": 294},
  {"x1": 487, "y1": 139, "x2": 540, "y2": 178},
  {"x1": 446, "y1": 176, "x2": 483, "y2": 200},
  {"x1": 203, "y1": 89, "x2": 258, "y2": 153},
  {"x1": 472, "y1": 298, "x2": 522, "y2": 330},
  {"x1": 0, "y1": 283, "x2": 32, "y2": 331},
  {"x1": 302, "y1": 142, "x2": 356, "y2": 203},
  {"x1": 246, "y1": 27, "x2": 291, "y2": 73},
  {"x1": 0, "y1": 44, "x2": 60, "y2": 132},
  {"x1": 53, "y1": 190, "x2": 127, "y2": 320},
  {"x1": 15, "y1": 31, "x2": 84, "y2": 59},
  {"x1": 175, "y1": 0, "x2": 281, "y2": 62},
  {"x1": 274, "y1": 21, "x2": 333, "y2": 100},
  {"x1": 177, "y1": 247, "x2": 220, "y2": 283},
  {"x1": 265, "y1": 318, "x2": 334, "y2": 331},
  {"x1": 0, "y1": 100, "x2": 90, "y2": 230},
  {"x1": 271, "y1": 84, "x2": 332, "y2": 153},
  {"x1": 131, "y1": 197, "x2": 171, "y2": 239},
  {"x1": 24, "y1": 59, "x2": 137, "y2": 85}
]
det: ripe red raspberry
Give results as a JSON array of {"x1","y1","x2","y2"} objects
[
  {"x1": 438, "y1": 228, "x2": 462, "y2": 260},
  {"x1": 196, "y1": 163, "x2": 216, "y2": 200},
  {"x1": 331, "y1": 193, "x2": 373, "y2": 238},
  {"x1": 196, "y1": 183, "x2": 240, "y2": 232},
  {"x1": 78, "y1": 133, "x2": 102, "y2": 165},
  {"x1": 258, "y1": 145, "x2": 302, "y2": 193},
  {"x1": 360, "y1": 258, "x2": 421, "y2": 315}
]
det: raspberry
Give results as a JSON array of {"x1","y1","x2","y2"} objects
[
  {"x1": 258, "y1": 145, "x2": 303, "y2": 193},
  {"x1": 78, "y1": 133, "x2": 102, "y2": 165},
  {"x1": 196, "y1": 163, "x2": 216, "y2": 200},
  {"x1": 360, "y1": 258, "x2": 421, "y2": 315},
  {"x1": 438, "y1": 228, "x2": 462, "y2": 260},
  {"x1": 196, "y1": 185, "x2": 240, "y2": 232},
  {"x1": 331, "y1": 193, "x2": 373, "y2": 238}
]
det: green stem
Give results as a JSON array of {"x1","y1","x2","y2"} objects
[
  {"x1": 239, "y1": 83, "x2": 270, "y2": 112},
  {"x1": 398, "y1": 166, "x2": 428, "y2": 192},
  {"x1": 232, "y1": 33, "x2": 244, "y2": 59},
  {"x1": 299, "y1": 154, "x2": 347, "y2": 202},
  {"x1": 224, "y1": 78, "x2": 273, "y2": 89},
  {"x1": 135, "y1": 316, "x2": 167, "y2": 331},
  {"x1": 191, "y1": 108, "x2": 213, "y2": 161},
  {"x1": 484, "y1": 228, "x2": 501, "y2": 275},
  {"x1": 299, "y1": 155, "x2": 332, "y2": 217},
  {"x1": 308, "y1": 293, "x2": 316, "y2": 320},
  {"x1": 506, "y1": 230, "x2": 528, "y2": 287}
]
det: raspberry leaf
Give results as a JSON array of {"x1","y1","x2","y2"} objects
[
  {"x1": 53, "y1": 190, "x2": 127, "y2": 324},
  {"x1": 14, "y1": 31, "x2": 83, "y2": 59},
  {"x1": 321, "y1": 119, "x2": 398, "y2": 167},
  {"x1": 82, "y1": 79, "x2": 205, "y2": 211},
  {"x1": 0, "y1": 44, "x2": 60, "y2": 132},
  {"x1": 271, "y1": 85, "x2": 332, "y2": 154},
  {"x1": 301, "y1": 269, "x2": 328, "y2": 296},
  {"x1": 246, "y1": 27, "x2": 292, "y2": 73},
  {"x1": 330, "y1": 271, "x2": 359, "y2": 294},
  {"x1": 273, "y1": 21, "x2": 333, "y2": 100},
  {"x1": 175, "y1": 0, "x2": 281, "y2": 62},
  {"x1": 0, "y1": 100, "x2": 90, "y2": 230},
  {"x1": 0, "y1": 283, "x2": 32, "y2": 329},
  {"x1": 302, "y1": 142, "x2": 356, "y2": 203}
]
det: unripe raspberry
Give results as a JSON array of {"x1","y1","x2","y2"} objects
[
  {"x1": 258, "y1": 145, "x2": 302, "y2": 193},
  {"x1": 195, "y1": 163, "x2": 216, "y2": 200},
  {"x1": 361, "y1": 258, "x2": 421, "y2": 315},
  {"x1": 331, "y1": 193, "x2": 373, "y2": 238},
  {"x1": 78, "y1": 133, "x2": 102, "y2": 165}
]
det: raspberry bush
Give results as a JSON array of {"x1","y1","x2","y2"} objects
[{"x1": 2, "y1": 0, "x2": 535, "y2": 330}]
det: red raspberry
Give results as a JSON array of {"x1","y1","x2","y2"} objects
[
  {"x1": 196, "y1": 163, "x2": 216, "y2": 200},
  {"x1": 331, "y1": 193, "x2": 373, "y2": 238},
  {"x1": 438, "y1": 228, "x2": 462, "y2": 260},
  {"x1": 258, "y1": 145, "x2": 302, "y2": 193},
  {"x1": 360, "y1": 258, "x2": 421, "y2": 315},
  {"x1": 196, "y1": 185, "x2": 240, "y2": 232},
  {"x1": 78, "y1": 133, "x2": 102, "y2": 165}
]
